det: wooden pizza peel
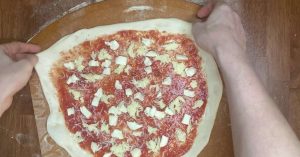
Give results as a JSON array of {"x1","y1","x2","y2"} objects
[{"x1": 29, "y1": 0, "x2": 233, "y2": 156}]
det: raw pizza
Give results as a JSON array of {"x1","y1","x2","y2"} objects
[{"x1": 35, "y1": 19, "x2": 222, "y2": 157}]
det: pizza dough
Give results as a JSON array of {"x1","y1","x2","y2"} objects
[{"x1": 35, "y1": 18, "x2": 222, "y2": 157}]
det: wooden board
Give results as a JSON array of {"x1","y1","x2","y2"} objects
[{"x1": 28, "y1": 0, "x2": 233, "y2": 156}]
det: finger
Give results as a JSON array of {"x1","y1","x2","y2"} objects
[
  {"x1": 23, "y1": 54, "x2": 39, "y2": 66},
  {"x1": 197, "y1": 2, "x2": 214, "y2": 18},
  {"x1": 0, "y1": 42, "x2": 41, "y2": 56}
]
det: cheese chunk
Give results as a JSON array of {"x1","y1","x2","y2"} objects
[
  {"x1": 190, "y1": 80, "x2": 198, "y2": 88},
  {"x1": 142, "y1": 38, "x2": 152, "y2": 47},
  {"x1": 136, "y1": 46, "x2": 148, "y2": 56},
  {"x1": 157, "y1": 100, "x2": 166, "y2": 109},
  {"x1": 162, "y1": 77, "x2": 172, "y2": 85},
  {"x1": 132, "y1": 78, "x2": 150, "y2": 88},
  {"x1": 116, "y1": 56, "x2": 128, "y2": 65},
  {"x1": 67, "y1": 107, "x2": 75, "y2": 116},
  {"x1": 176, "y1": 54, "x2": 188, "y2": 61},
  {"x1": 144, "y1": 66, "x2": 152, "y2": 74},
  {"x1": 160, "y1": 135, "x2": 169, "y2": 147},
  {"x1": 125, "y1": 88, "x2": 133, "y2": 97},
  {"x1": 80, "y1": 106, "x2": 92, "y2": 118},
  {"x1": 92, "y1": 88, "x2": 103, "y2": 107},
  {"x1": 105, "y1": 40, "x2": 119, "y2": 50},
  {"x1": 146, "y1": 138, "x2": 160, "y2": 153},
  {"x1": 164, "y1": 107, "x2": 175, "y2": 116},
  {"x1": 144, "y1": 57, "x2": 152, "y2": 66},
  {"x1": 145, "y1": 51, "x2": 158, "y2": 57},
  {"x1": 182, "y1": 114, "x2": 191, "y2": 125},
  {"x1": 175, "y1": 128, "x2": 186, "y2": 142},
  {"x1": 115, "y1": 80, "x2": 122, "y2": 90},
  {"x1": 127, "y1": 121, "x2": 143, "y2": 130},
  {"x1": 127, "y1": 101, "x2": 142, "y2": 118},
  {"x1": 68, "y1": 89, "x2": 81, "y2": 101},
  {"x1": 130, "y1": 148, "x2": 142, "y2": 157},
  {"x1": 172, "y1": 61, "x2": 186, "y2": 77},
  {"x1": 81, "y1": 74, "x2": 103, "y2": 82},
  {"x1": 149, "y1": 106, "x2": 157, "y2": 117},
  {"x1": 111, "y1": 129, "x2": 124, "y2": 139},
  {"x1": 144, "y1": 107, "x2": 151, "y2": 116},
  {"x1": 83, "y1": 122, "x2": 100, "y2": 134},
  {"x1": 67, "y1": 74, "x2": 79, "y2": 84},
  {"x1": 185, "y1": 67, "x2": 196, "y2": 77},
  {"x1": 102, "y1": 67, "x2": 111, "y2": 75},
  {"x1": 156, "y1": 91, "x2": 162, "y2": 98},
  {"x1": 154, "y1": 110, "x2": 166, "y2": 120},
  {"x1": 109, "y1": 115, "x2": 118, "y2": 126},
  {"x1": 102, "y1": 60, "x2": 111, "y2": 68},
  {"x1": 110, "y1": 142, "x2": 130, "y2": 157},
  {"x1": 103, "y1": 153, "x2": 112, "y2": 157},
  {"x1": 155, "y1": 54, "x2": 171, "y2": 64},
  {"x1": 117, "y1": 101, "x2": 127, "y2": 113},
  {"x1": 127, "y1": 42, "x2": 135, "y2": 58},
  {"x1": 183, "y1": 89, "x2": 195, "y2": 98},
  {"x1": 169, "y1": 96, "x2": 185, "y2": 113},
  {"x1": 114, "y1": 65, "x2": 125, "y2": 74},
  {"x1": 64, "y1": 62, "x2": 75, "y2": 70},
  {"x1": 98, "y1": 49, "x2": 112, "y2": 60},
  {"x1": 108, "y1": 106, "x2": 121, "y2": 115},
  {"x1": 147, "y1": 126, "x2": 158, "y2": 134},
  {"x1": 134, "y1": 92, "x2": 144, "y2": 101},
  {"x1": 132, "y1": 131, "x2": 142, "y2": 137},
  {"x1": 74, "y1": 56, "x2": 85, "y2": 72},
  {"x1": 72, "y1": 131, "x2": 84, "y2": 143},
  {"x1": 100, "y1": 122, "x2": 110, "y2": 134},
  {"x1": 91, "y1": 142, "x2": 101, "y2": 153},
  {"x1": 124, "y1": 65, "x2": 131, "y2": 74},
  {"x1": 193, "y1": 99, "x2": 204, "y2": 109},
  {"x1": 88, "y1": 60, "x2": 99, "y2": 67},
  {"x1": 163, "y1": 41, "x2": 179, "y2": 51}
]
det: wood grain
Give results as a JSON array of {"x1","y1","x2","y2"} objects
[{"x1": 0, "y1": 0, "x2": 299, "y2": 157}]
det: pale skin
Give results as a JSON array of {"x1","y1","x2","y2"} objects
[{"x1": 0, "y1": 3, "x2": 299, "y2": 157}]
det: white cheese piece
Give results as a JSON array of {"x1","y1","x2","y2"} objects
[
  {"x1": 160, "y1": 135, "x2": 169, "y2": 147},
  {"x1": 157, "y1": 100, "x2": 166, "y2": 109},
  {"x1": 149, "y1": 106, "x2": 157, "y2": 117},
  {"x1": 67, "y1": 74, "x2": 79, "y2": 84},
  {"x1": 91, "y1": 142, "x2": 101, "y2": 153},
  {"x1": 144, "y1": 57, "x2": 152, "y2": 66},
  {"x1": 125, "y1": 88, "x2": 133, "y2": 97},
  {"x1": 132, "y1": 78, "x2": 150, "y2": 88},
  {"x1": 102, "y1": 60, "x2": 111, "y2": 68},
  {"x1": 111, "y1": 129, "x2": 124, "y2": 139},
  {"x1": 187, "y1": 123, "x2": 192, "y2": 133},
  {"x1": 163, "y1": 41, "x2": 179, "y2": 51},
  {"x1": 108, "y1": 106, "x2": 121, "y2": 115},
  {"x1": 190, "y1": 80, "x2": 198, "y2": 88},
  {"x1": 109, "y1": 115, "x2": 118, "y2": 126},
  {"x1": 175, "y1": 128, "x2": 186, "y2": 142},
  {"x1": 81, "y1": 74, "x2": 103, "y2": 82},
  {"x1": 127, "y1": 101, "x2": 142, "y2": 119},
  {"x1": 124, "y1": 65, "x2": 131, "y2": 74},
  {"x1": 169, "y1": 96, "x2": 185, "y2": 113},
  {"x1": 80, "y1": 106, "x2": 92, "y2": 118},
  {"x1": 115, "y1": 56, "x2": 128, "y2": 65},
  {"x1": 142, "y1": 38, "x2": 152, "y2": 47},
  {"x1": 144, "y1": 107, "x2": 151, "y2": 116},
  {"x1": 92, "y1": 88, "x2": 103, "y2": 107},
  {"x1": 144, "y1": 66, "x2": 152, "y2": 74},
  {"x1": 110, "y1": 142, "x2": 130, "y2": 157},
  {"x1": 127, "y1": 42, "x2": 135, "y2": 58},
  {"x1": 127, "y1": 121, "x2": 143, "y2": 130},
  {"x1": 147, "y1": 126, "x2": 158, "y2": 134},
  {"x1": 132, "y1": 131, "x2": 142, "y2": 137},
  {"x1": 115, "y1": 80, "x2": 122, "y2": 90},
  {"x1": 145, "y1": 51, "x2": 158, "y2": 57},
  {"x1": 101, "y1": 94, "x2": 114, "y2": 104},
  {"x1": 185, "y1": 67, "x2": 196, "y2": 77},
  {"x1": 162, "y1": 77, "x2": 172, "y2": 85},
  {"x1": 88, "y1": 60, "x2": 99, "y2": 67},
  {"x1": 182, "y1": 114, "x2": 191, "y2": 125},
  {"x1": 83, "y1": 122, "x2": 100, "y2": 134},
  {"x1": 183, "y1": 89, "x2": 195, "y2": 98},
  {"x1": 117, "y1": 101, "x2": 127, "y2": 113},
  {"x1": 156, "y1": 91, "x2": 162, "y2": 98},
  {"x1": 74, "y1": 56, "x2": 85, "y2": 72},
  {"x1": 67, "y1": 107, "x2": 75, "y2": 116},
  {"x1": 95, "y1": 88, "x2": 103, "y2": 97},
  {"x1": 172, "y1": 61, "x2": 186, "y2": 77},
  {"x1": 155, "y1": 54, "x2": 171, "y2": 64},
  {"x1": 176, "y1": 54, "x2": 188, "y2": 61},
  {"x1": 72, "y1": 131, "x2": 84, "y2": 143},
  {"x1": 146, "y1": 138, "x2": 160, "y2": 153},
  {"x1": 103, "y1": 152, "x2": 112, "y2": 157},
  {"x1": 100, "y1": 122, "x2": 110, "y2": 134},
  {"x1": 130, "y1": 148, "x2": 141, "y2": 157},
  {"x1": 98, "y1": 49, "x2": 112, "y2": 60},
  {"x1": 164, "y1": 107, "x2": 175, "y2": 116},
  {"x1": 114, "y1": 65, "x2": 125, "y2": 74},
  {"x1": 91, "y1": 51, "x2": 97, "y2": 60},
  {"x1": 68, "y1": 89, "x2": 81, "y2": 101},
  {"x1": 102, "y1": 67, "x2": 111, "y2": 75},
  {"x1": 134, "y1": 92, "x2": 144, "y2": 101},
  {"x1": 193, "y1": 99, "x2": 204, "y2": 109},
  {"x1": 136, "y1": 46, "x2": 148, "y2": 56},
  {"x1": 154, "y1": 110, "x2": 166, "y2": 120},
  {"x1": 105, "y1": 40, "x2": 119, "y2": 50},
  {"x1": 64, "y1": 62, "x2": 75, "y2": 70}
]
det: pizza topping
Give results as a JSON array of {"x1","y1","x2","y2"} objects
[
  {"x1": 163, "y1": 41, "x2": 179, "y2": 51},
  {"x1": 80, "y1": 106, "x2": 92, "y2": 118},
  {"x1": 83, "y1": 122, "x2": 100, "y2": 134},
  {"x1": 182, "y1": 114, "x2": 191, "y2": 125},
  {"x1": 114, "y1": 65, "x2": 126, "y2": 74},
  {"x1": 144, "y1": 57, "x2": 152, "y2": 66},
  {"x1": 172, "y1": 61, "x2": 186, "y2": 77},
  {"x1": 175, "y1": 54, "x2": 188, "y2": 61},
  {"x1": 109, "y1": 115, "x2": 118, "y2": 126},
  {"x1": 136, "y1": 46, "x2": 148, "y2": 56},
  {"x1": 155, "y1": 54, "x2": 171, "y2": 64},
  {"x1": 101, "y1": 93, "x2": 114, "y2": 104},
  {"x1": 127, "y1": 101, "x2": 142, "y2": 118},
  {"x1": 132, "y1": 78, "x2": 150, "y2": 88},
  {"x1": 185, "y1": 67, "x2": 196, "y2": 77},
  {"x1": 127, "y1": 42, "x2": 135, "y2": 58},
  {"x1": 67, "y1": 74, "x2": 79, "y2": 84},
  {"x1": 88, "y1": 60, "x2": 100, "y2": 67},
  {"x1": 134, "y1": 92, "x2": 144, "y2": 101},
  {"x1": 124, "y1": 65, "x2": 131, "y2": 74},
  {"x1": 115, "y1": 56, "x2": 128, "y2": 65},
  {"x1": 102, "y1": 60, "x2": 112, "y2": 68},
  {"x1": 164, "y1": 107, "x2": 175, "y2": 116},
  {"x1": 160, "y1": 135, "x2": 169, "y2": 147},
  {"x1": 110, "y1": 142, "x2": 130, "y2": 157},
  {"x1": 115, "y1": 80, "x2": 123, "y2": 90},
  {"x1": 193, "y1": 99, "x2": 204, "y2": 109},
  {"x1": 67, "y1": 107, "x2": 75, "y2": 116},
  {"x1": 91, "y1": 142, "x2": 101, "y2": 153},
  {"x1": 127, "y1": 121, "x2": 143, "y2": 130},
  {"x1": 144, "y1": 106, "x2": 166, "y2": 120},
  {"x1": 68, "y1": 89, "x2": 81, "y2": 101},
  {"x1": 108, "y1": 106, "x2": 121, "y2": 115},
  {"x1": 132, "y1": 131, "x2": 142, "y2": 137},
  {"x1": 145, "y1": 51, "x2": 158, "y2": 57},
  {"x1": 80, "y1": 74, "x2": 103, "y2": 82},
  {"x1": 103, "y1": 152, "x2": 112, "y2": 157},
  {"x1": 147, "y1": 126, "x2": 158, "y2": 134},
  {"x1": 175, "y1": 128, "x2": 187, "y2": 143},
  {"x1": 98, "y1": 49, "x2": 112, "y2": 60},
  {"x1": 169, "y1": 96, "x2": 185, "y2": 114},
  {"x1": 183, "y1": 89, "x2": 195, "y2": 98},
  {"x1": 142, "y1": 38, "x2": 152, "y2": 47},
  {"x1": 190, "y1": 80, "x2": 198, "y2": 88},
  {"x1": 64, "y1": 62, "x2": 75, "y2": 70},
  {"x1": 146, "y1": 138, "x2": 160, "y2": 153},
  {"x1": 130, "y1": 148, "x2": 142, "y2": 157},
  {"x1": 117, "y1": 101, "x2": 128, "y2": 113},
  {"x1": 105, "y1": 40, "x2": 119, "y2": 50},
  {"x1": 100, "y1": 122, "x2": 110, "y2": 134},
  {"x1": 72, "y1": 131, "x2": 84, "y2": 143},
  {"x1": 111, "y1": 129, "x2": 124, "y2": 139},
  {"x1": 125, "y1": 88, "x2": 133, "y2": 97},
  {"x1": 157, "y1": 100, "x2": 166, "y2": 109},
  {"x1": 144, "y1": 66, "x2": 152, "y2": 74},
  {"x1": 74, "y1": 56, "x2": 85, "y2": 72},
  {"x1": 162, "y1": 76, "x2": 172, "y2": 85},
  {"x1": 102, "y1": 67, "x2": 111, "y2": 75},
  {"x1": 156, "y1": 91, "x2": 162, "y2": 98},
  {"x1": 154, "y1": 110, "x2": 166, "y2": 120},
  {"x1": 91, "y1": 88, "x2": 103, "y2": 107}
]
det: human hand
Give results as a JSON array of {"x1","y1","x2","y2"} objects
[
  {"x1": 0, "y1": 42, "x2": 40, "y2": 117},
  {"x1": 192, "y1": 3, "x2": 246, "y2": 62}
]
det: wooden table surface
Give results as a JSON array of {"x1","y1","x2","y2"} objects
[{"x1": 0, "y1": 0, "x2": 299, "y2": 157}]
